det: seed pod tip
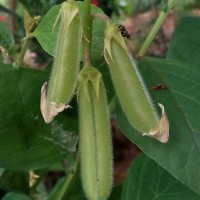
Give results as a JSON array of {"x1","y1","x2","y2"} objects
[
  {"x1": 40, "y1": 82, "x2": 70, "y2": 123},
  {"x1": 143, "y1": 103, "x2": 169, "y2": 143}
]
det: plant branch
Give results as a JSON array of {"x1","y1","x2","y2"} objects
[
  {"x1": 137, "y1": 0, "x2": 177, "y2": 58},
  {"x1": 83, "y1": 0, "x2": 93, "y2": 65},
  {"x1": 55, "y1": 154, "x2": 80, "y2": 200},
  {"x1": 16, "y1": 37, "x2": 31, "y2": 68}
]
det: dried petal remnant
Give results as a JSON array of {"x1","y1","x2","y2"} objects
[
  {"x1": 143, "y1": 103, "x2": 169, "y2": 143},
  {"x1": 40, "y1": 82, "x2": 71, "y2": 123},
  {"x1": 29, "y1": 171, "x2": 39, "y2": 187}
]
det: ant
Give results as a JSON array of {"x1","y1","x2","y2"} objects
[{"x1": 117, "y1": 25, "x2": 130, "y2": 39}]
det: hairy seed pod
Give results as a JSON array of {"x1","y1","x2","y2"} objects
[
  {"x1": 40, "y1": 0, "x2": 81, "y2": 123},
  {"x1": 104, "y1": 23, "x2": 169, "y2": 143},
  {"x1": 78, "y1": 66, "x2": 113, "y2": 200}
]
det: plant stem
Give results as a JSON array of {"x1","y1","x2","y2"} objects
[
  {"x1": 83, "y1": 0, "x2": 92, "y2": 65},
  {"x1": 55, "y1": 154, "x2": 79, "y2": 200},
  {"x1": 16, "y1": 37, "x2": 31, "y2": 68},
  {"x1": 137, "y1": 0, "x2": 177, "y2": 58}
]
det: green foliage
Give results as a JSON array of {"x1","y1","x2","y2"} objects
[
  {"x1": 2, "y1": 193, "x2": 31, "y2": 200},
  {"x1": 0, "y1": 63, "x2": 78, "y2": 170},
  {"x1": 0, "y1": 170, "x2": 29, "y2": 194},
  {"x1": 167, "y1": 16, "x2": 200, "y2": 66},
  {"x1": 122, "y1": 154, "x2": 200, "y2": 200},
  {"x1": 0, "y1": 0, "x2": 200, "y2": 199},
  {"x1": 33, "y1": 5, "x2": 60, "y2": 56}
]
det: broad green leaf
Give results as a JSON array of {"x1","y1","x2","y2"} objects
[
  {"x1": 0, "y1": 170, "x2": 29, "y2": 194},
  {"x1": 122, "y1": 154, "x2": 200, "y2": 200},
  {"x1": 33, "y1": 5, "x2": 60, "y2": 56},
  {"x1": 116, "y1": 57, "x2": 200, "y2": 195},
  {"x1": 0, "y1": 63, "x2": 78, "y2": 170},
  {"x1": 33, "y1": 2, "x2": 105, "y2": 65},
  {"x1": 0, "y1": 22, "x2": 15, "y2": 54},
  {"x1": 167, "y1": 16, "x2": 200, "y2": 67},
  {"x1": 2, "y1": 192, "x2": 31, "y2": 200}
]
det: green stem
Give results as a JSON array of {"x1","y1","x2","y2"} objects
[
  {"x1": 137, "y1": 0, "x2": 177, "y2": 57},
  {"x1": 16, "y1": 37, "x2": 31, "y2": 68},
  {"x1": 55, "y1": 154, "x2": 79, "y2": 200},
  {"x1": 83, "y1": 0, "x2": 92, "y2": 65}
]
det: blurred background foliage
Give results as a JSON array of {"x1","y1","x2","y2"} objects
[
  {"x1": 1, "y1": 0, "x2": 200, "y2": 63},
  {"x1": 0, "y1": 0, "x2": 200, "y2": 62}
]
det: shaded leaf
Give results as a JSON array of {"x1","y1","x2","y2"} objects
[
  {"x1": 0, "y1": 63, "x2": 78, "y2": 170},
  {"x1": 167, "y1": 16, "x2": 200, "y2": 67},
  {"x1": 122, "y1": 154, "x2": 200, "y2": 200},
  {"x1": 0, "y1": 170, "x2": 29, "y2": 194},
  {"x1": 2, "y1": 192, "x2": 31, "y2": 200},
  {"x1": 116, "y1": 57, "x2": 200, "y2": 195},
  {"x1": 109, "y1": 185, "x2": 122, "y2": 200}
]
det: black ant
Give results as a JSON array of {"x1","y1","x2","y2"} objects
[{"x1": 117, "y1": 25, "x2": 130, "y2": 39}]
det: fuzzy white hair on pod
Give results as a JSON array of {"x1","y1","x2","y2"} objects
[{"x1": 127, "y1": 53, "x2": 159, "y2": 122}]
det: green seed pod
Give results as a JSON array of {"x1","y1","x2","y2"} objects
[
  {"x1": 78, "y1": 65, "x2": 113, "y2": 200},
  {"x1": 104, "y1": 23, "x2": 169, "y2": 143},
  {"x1": 40, "y1": 0, "x2": 81, "y2": 123}
]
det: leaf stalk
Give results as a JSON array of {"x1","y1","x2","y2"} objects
[{"x1": 137, "y1": 0, "x2": 177, "y2": 57}]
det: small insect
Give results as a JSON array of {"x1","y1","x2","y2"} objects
[
  {"x1": 117, "y1": 25, "x2": 130, "y2": 39},
  {"x1": 153, "y1": 84, "x2": 167, "y2": 90}
]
